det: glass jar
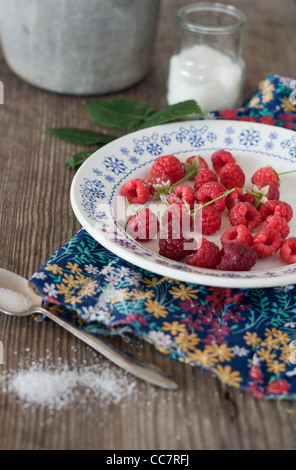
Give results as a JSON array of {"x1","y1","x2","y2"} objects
[{"x1": 167, "y1": 2, "x2": 247, "y2": 114}]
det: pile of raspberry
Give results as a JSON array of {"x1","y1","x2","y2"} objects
[{"x1": 120, "y1": 151, "x2": 296, "y2": 271}]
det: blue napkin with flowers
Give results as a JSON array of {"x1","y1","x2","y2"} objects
[{"x1": 30, "y1": 74, "x2": 296, "y2": 399}]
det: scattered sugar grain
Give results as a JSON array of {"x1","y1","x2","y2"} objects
[
  {"x1": 0, "y1": 287, "x2": 32, "y2": 313},
  {"x1": 1, "y1": 356, "x2": 137, "y2": 413}
]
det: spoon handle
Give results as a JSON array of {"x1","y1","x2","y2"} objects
[{"x1": 33, "y1": 306, "x2": 178, "y2": 391}]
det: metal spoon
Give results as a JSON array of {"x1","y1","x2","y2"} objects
[{"x1": 0, "y1": 268, "x2": 178, "y2": 390}]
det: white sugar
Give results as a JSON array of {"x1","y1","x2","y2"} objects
[
  {"x1": 9, "y1": 368, "x2": 76, "y2": 408},
  {"x1": 1, "y1": 356, "x2": 137, "y2": 413},
  {"x1": 167, "y1": 44, "x2": 244, "y2": 113},
  {"x1": 0, "y1": 287, "x2": 32, "y2": 313}
]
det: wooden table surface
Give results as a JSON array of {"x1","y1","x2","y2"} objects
[{"x1": 1, "y1": 0, "x2": 296, "y2": 451}]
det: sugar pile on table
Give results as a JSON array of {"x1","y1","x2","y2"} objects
[
  {"x1": 0, "y1": 287, "x2": 32, "y2": 312},
  {"x1": 1, "y1": 356, "x2": 137, "y2": 413}
]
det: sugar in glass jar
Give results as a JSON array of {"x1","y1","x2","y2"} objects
[{"x1": 167, "y1": 2, "x2": 247, "y2": 113}]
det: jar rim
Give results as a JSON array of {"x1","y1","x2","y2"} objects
[{"x1": 177, "y1": 2, "x2": 247, "y2": 34}]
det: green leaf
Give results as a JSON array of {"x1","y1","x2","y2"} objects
[
  {"x1": 46, "y1": 127, "x2": 118, "y2": 145},
  {"x1": 84, "y1": 98, "x2": 153, "y2": 130},
  {"x1": 66, "y1": 149, "x2": 98, "y2": 169},
  {"x1": 138, "y1": 100, "x2": 203, "y2": 129}
]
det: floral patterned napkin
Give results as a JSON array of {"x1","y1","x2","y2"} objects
[{"x1": 30, "y1": 74, "x2": 296, "y2": 399}]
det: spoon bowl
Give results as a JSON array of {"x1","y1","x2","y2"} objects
[
  {"x1": 0, "y1": 268, "x2": 178, "y2": 390},
  {"x1": 0, "y1": 268, "x2": 42, "y2": 312}
]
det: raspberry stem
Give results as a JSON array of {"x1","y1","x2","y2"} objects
[
  {"x1": 278, "y1": 169, "x2": 296, "y2": 176},
  {"x1": 168, "y1": 156, "x2": 201, "y2": 193},
  {"x1": 192, "y1": 187, "x2": 235, "y2": 213},
  {"x1": 244, "y1": 184, "x2": 272, "y2": 207},
  {"x1": 125, "y1": 197, "x2": 138, "y2": 214},
  {"x1": 270, "y1": 167, "x2": 296, "y2": 182},
  {"x1": 244, "y1": 186, "x2": 268, "y2": 199}
]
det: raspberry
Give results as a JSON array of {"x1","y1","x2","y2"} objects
[
  {"x1": 147, "y1": 175, "x2": 173, "y2": 197},
  {"x1": 193, "y1": 206, "x2": 221, "y2": 236},
  {"x1": 161, "y1": 203, "x2": 192, "y2": 235},
  {"x1": 220, "y1": 225, "x2": 253, "y2": 247},
  {"x1": 225, "y1": 188, "x2": 254, "y2": 210},
  {"x1": 280, "y1": 237, "x2": 296, "y2": 264},
  {"x1": 251, "y1": 166, "x2": 279, "y2": 187},
  {"x1": 259, "y1": 200, "x2": 293, "y2": 222},
  {"x1": 252, "y1": 181, "x2": 280, "y2": 201},
  {"x1": 126, "y1": 208, "x2": 159, "y2": 241},
  {"x1": 195, "y1": 182, "x2": 227, "y2": 213},
  {"x1": 120, "y1": 178, "x2": 150, "y2": 204},
  {"x1": 185, "y1": 155, "x2": 209, "y2": 178},
  {"x1": 229, "y1": 202, "x2": 262, "y2": 231},
  {"x1": 159, "y1": 223, "x2": 196, "y2": 260},
  {"x1": 194, "y1": 169, "x2": 218, "y2": 191},
  {"x1": 262, "y1": 214, "x2": 290, "y2": 239},
  {"x1": 219, "y1": 163, "x2": 245, "y2": 189},
  {"x1": 211, "y1": 150, "x2": 236, "y2": 175},
  {"x1": 167, "y1": 184, "x2": 195, "y2": 209},
  {"x1": 220, "y1": 241, "x2": 257, "y2": 271},
  {"x1": 253, "y1": 227, "x2": 283, "y2": 258},
  {"x1": 186, "y1": 238, "x2": 221, "y2": 269},
  {"x1": 186, "y1": 155, "x2": 209, "y2": 170},
  {"x1": 150, "y1": 155, "x2": 185, "y2": 184}
]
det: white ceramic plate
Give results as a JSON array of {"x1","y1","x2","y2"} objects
[{"x1": 70, "y1": 120, "x2": 296, "y2": 288}]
